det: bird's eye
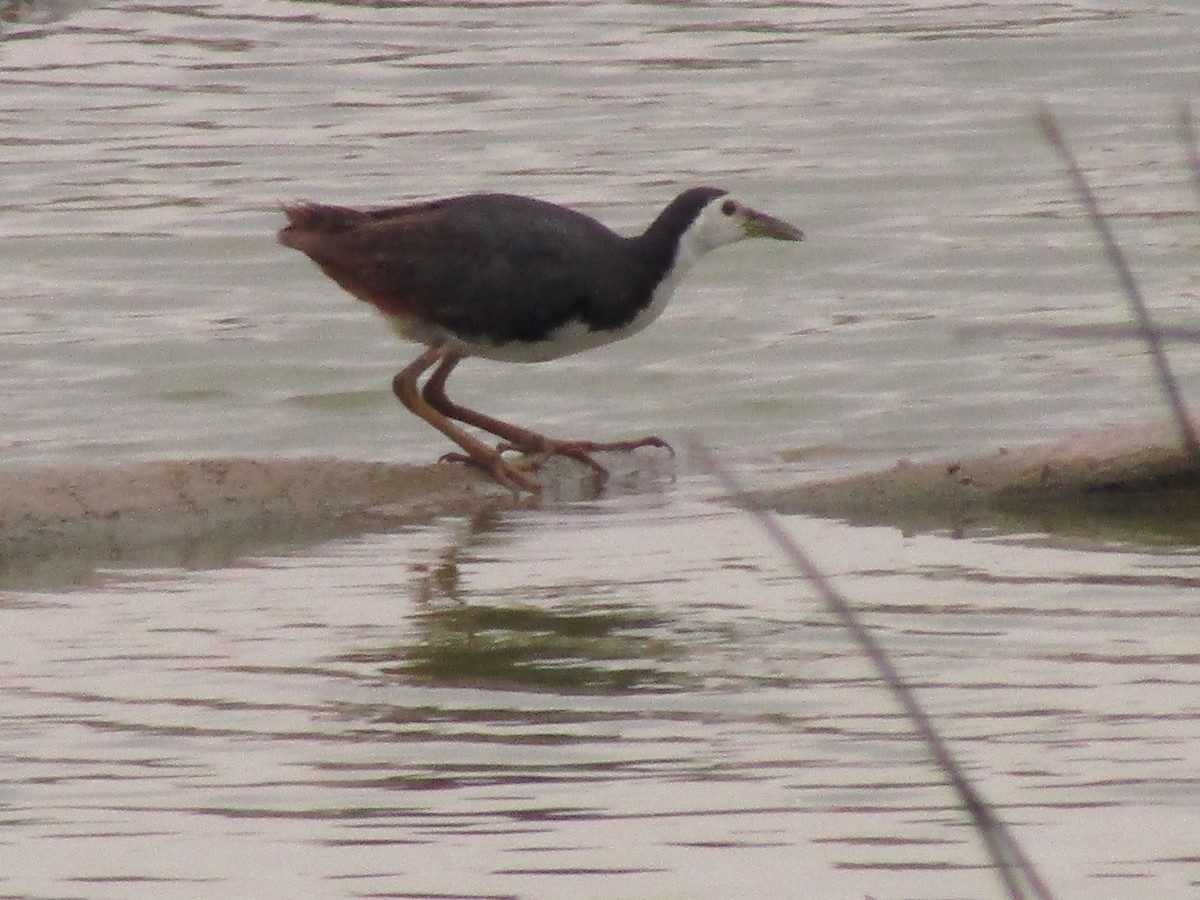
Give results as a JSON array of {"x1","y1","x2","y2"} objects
[{"x1": 721, "y1": 200, "x2": 736, "y2": 216}]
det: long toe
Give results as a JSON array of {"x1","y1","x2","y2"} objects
[
  {"x1": 487, "y1": 440, "x2": 601, "y2": 477},
  {"x1": 439, "y1": 450, "x2": 543, "y2": 494},
  {"x1": 491, "y1": 460, "x2": 543, "y2": 495},
  {"x1": 532, "y1": 441, "x2": 610, "y2": 477},
  {"x1": 567, "y1": 435, "x2": 675, "y2": 457},
  {"x1": 608, "y1": 435, "x2": 674, "y2": 456}
]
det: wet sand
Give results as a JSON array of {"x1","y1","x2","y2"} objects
[
  {"x1": 0, "y1": 457, "x2": 504, "y2": 576},
  {"x1": 760, "y1": 422, "x2": 1200, "y2": 543},
  {"x1": 3, "y1": 423, "x2": 1198, "y2": 580}
]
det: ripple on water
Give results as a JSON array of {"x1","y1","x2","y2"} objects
[{"x1": 2, "y1": 1, "x2": 1200, "y2": 897}]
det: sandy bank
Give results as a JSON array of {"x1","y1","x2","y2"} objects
[
  {"x1": 3, "y1": 423, "x2": 1198, "y2": 584},
  {"x1": 758, "y1": 423, "x2": 1200, "y2": 543},
  {"x1": 0, "y1": 457, "x2": 505, "y2": 576}
]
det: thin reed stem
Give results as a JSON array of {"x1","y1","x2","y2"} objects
[
  {"x1": 1037, "y1": 105, "x2": 1200, "y2": 465},
  {"x1": 693, "y1": 444, "x2": 1056, "y2": 900}
]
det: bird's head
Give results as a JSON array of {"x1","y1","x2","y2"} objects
[
  {"x1": 639, "y1": 187, "x2": 803, "y2": 277},
  {"x1": 709, "y1": 192, "x2": 805, "y2": 246},
  {"x1": 680, "y1": 189, "x2": 804, "y2": 257}
]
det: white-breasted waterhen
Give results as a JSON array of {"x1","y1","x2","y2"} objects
[{"x1": 278, "y1": 187, "x2": 803, "y2": 492}]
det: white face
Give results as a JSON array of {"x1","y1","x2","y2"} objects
[
  {"x1": 680, "y1": 194, "x2": 804, "y2": 263},
  {"x1": 688, "y1": 195, "x2": 755, "y2": 254}
]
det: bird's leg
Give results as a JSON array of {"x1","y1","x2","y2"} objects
[
  {"x1": 422, "y1": 355, "x2": 607, "y2": 476},
  {"x1": 421, "y1": 354, "x2": 556, "y2": 455},
  {"x1": 394, "y1": 346, "x2": 541, "y2": 494},
  {"x1": 421, "y1": 356, "x2": 671, "y2": 475}
]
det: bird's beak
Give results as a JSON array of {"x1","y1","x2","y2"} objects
[{"x1": 741, "y1": 207, "x2": 804, "y2": 242}]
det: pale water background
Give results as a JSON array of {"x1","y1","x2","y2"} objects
[{"x1": 2, "y1": 1, "x2": 1200, "y2": 898}]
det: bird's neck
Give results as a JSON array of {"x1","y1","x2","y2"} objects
[
  {"x1": 634, "y1": 210, "x2": 712, "y2": 287},
  {"x1": 622, "y1": 223, "x2": 709, "y2": 330}
]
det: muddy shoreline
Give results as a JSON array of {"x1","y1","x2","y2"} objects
[
  {"x1": 3, "y1": 423, "x2": 1198, "y2": 583},
  {"x1": 0, "y1": 457, "x2": 505, "y2": 581},
  {"x1": 758, "y1": 423, "x2": 1200, "y2": 543}
]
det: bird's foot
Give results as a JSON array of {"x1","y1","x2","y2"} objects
[
  {"x1": 499, "y1": 434, "x2": 674, "y2": 475},
  {"x1": 573, "y1": 435, "x2": 675, "y2": 457},
  {"x1": 438, "y1": 450, "x2": 542, "y2": 494},
  {"x1": 441, "y1": 435, "x2": 671, "y2": 494}
]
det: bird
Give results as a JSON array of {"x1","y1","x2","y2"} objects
[{"x1": 278, "y1": 187, "x2": 803, "y2": 493}]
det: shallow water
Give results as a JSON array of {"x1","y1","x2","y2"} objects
[
  {"x1": 5, "y1": 490, "x2": 1199, "y2": 898},
  {"x1": 3, "y1": 1, "x2": 1200, "y2": 898}
]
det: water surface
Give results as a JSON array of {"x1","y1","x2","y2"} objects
[{"x1": 2, "y1": 2, "x2": 1200, "y2": 898}]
